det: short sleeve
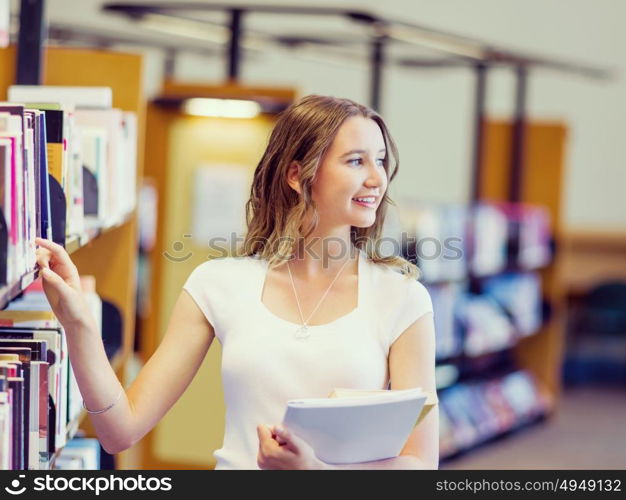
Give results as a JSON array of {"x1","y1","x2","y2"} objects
[
  {"x1": 182, "y1": 261, "x2": 219, "y2": 333},
  {"x1": 388, "y1": 279, "x2": 434, "y2": 346}
]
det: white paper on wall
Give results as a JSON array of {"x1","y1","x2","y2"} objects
[{"x1": 191, "y1": 164, "x2": 249, "y2": 248}]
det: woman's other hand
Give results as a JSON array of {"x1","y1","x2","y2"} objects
[
  {"x1": 256, "y1": 424, "x2": 324, "y2": 470},
  {"x1": 35, "y1": 237, "x2": 92, "y2": 327}
]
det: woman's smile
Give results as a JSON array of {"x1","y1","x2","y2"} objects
[{"x1": 351, "y1": 197, "x2": 377, "y2": 208}]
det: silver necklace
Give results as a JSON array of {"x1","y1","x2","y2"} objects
[{"x1": 287, "y1": 256, "x2": 352, "y2": 339}]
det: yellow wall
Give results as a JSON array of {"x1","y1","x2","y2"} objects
[{"x1": 151, "y1": 114, "x2": 277, "y2": 466}]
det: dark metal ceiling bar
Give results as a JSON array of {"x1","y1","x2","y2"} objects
[
  {"x1": 470, "y1": 63, "x2": 489, "y2": 203},
  {"x1": 16, "y1": 0, "x2": 46, "y2": 84},
  {"x1": 228, "y1": 8, "x2": 243, "y2": 81},
  {"x1": 370, "y1": 36, "x2": 385, "y2": 112},
  {"x1": 103, "y1": 2, "x2": 375, "y2": 19},
  {"x1": 396, "y1": 57, "x2": 473, "y2": 69},
  {"x1": 509, "y1": 66, "x2": 528, "y2": 203},
  {"x1": 164, "y1": 49, "x2": 177, "y2": 79}
]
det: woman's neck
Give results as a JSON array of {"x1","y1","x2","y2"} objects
[{"x1": 289, "y1": 229, "x2": 357, "y2": 280}]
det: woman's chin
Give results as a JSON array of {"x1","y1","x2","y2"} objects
[{"x1": 350, "y1": 217, "x2": 377, "y2": 229}]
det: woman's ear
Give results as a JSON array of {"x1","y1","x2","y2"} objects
[{"x1": 287, "y1": 161, "x2": 302, "y2": 195}]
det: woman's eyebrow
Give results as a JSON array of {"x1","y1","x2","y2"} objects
[{"x1": 340, "y1": 148, "x2": 386, "y2": 158}]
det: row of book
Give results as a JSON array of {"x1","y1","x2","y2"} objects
[
  {"x1": 439, "y1": 370, "x2": 549, "y2": 459},
  {"x1": 395, "y1": 200, "x2": 551, "y2": 283},
  {"x1": 0, "y1": 85, "x2": 137, "y2": 289},
  {"x1": 428, "y1": 272, "x2": 544, "y2": 361},
  {"x1": 0, "y1": 275, "x2": 104, "y2": 470}
]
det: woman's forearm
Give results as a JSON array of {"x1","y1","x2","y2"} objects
[{"x1": 63, "y1": 311, "x2": 135, "y2": 454}]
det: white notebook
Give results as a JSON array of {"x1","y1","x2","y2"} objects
[{"x1": 282, "y1": 387, "x2": 437, "y2": 464}]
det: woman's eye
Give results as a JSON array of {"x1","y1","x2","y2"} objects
[{"x1": 347, "y1": 157, "x2": 385, "y2": 167}]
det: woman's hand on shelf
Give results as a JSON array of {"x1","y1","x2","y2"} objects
[{"x1": 35, "y1": 237, "x2": 92, "y2": 328}]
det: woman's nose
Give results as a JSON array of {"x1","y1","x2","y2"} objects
[{"x1": 365, "y1": 161, "x2": 386, "y2": 188}]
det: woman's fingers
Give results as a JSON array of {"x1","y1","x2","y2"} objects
[
  {"x1": 41, "y1": 266, "x2": 66, "y2": 288},
  {"x1": 257, "y1": 424, "x2": 273, "y2": 444},
  {"x1": 273, "y1": 426, "x2": 299, "y2": 453},
  {"x1": 272, "y1": 425, "x2": 289, "y2": 446},
  {"x1": 35, "y1": 237, "x2": 73, "y2": 268},
  {"x1": 35, "y1": 247, "x2": 52, "y2": 269},
  {"x1": 34, "y1": 237, "x2": 80, "y2": 287}
]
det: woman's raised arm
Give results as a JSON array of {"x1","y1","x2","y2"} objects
[{"x1": 35, "y1": 237, "x2": 215, "y2": 454}]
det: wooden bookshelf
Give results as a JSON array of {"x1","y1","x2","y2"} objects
[{"x1": 0, "y1": 44, "x2": 145, "y2": 469}]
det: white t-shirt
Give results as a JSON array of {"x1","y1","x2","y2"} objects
[{"x1": 182, "y1": 248, "x2": 434, "y2": 469}]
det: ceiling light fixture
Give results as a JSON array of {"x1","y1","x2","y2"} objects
[{"x1": 182, "y1": 97, "x2": 261, "y2": 118}]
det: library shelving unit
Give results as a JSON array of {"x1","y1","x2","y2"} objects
[
  {"x1": 479, "y1": 119, "x2": 568, "y2": 410},
  {"x1": 0, "y1": 44, "x2": 145, "y2": 469},
  {"x1": 137, "y1": 81, "x2": 295, "y2": 469},
  {"x1": 403, "y1": 118, "x2": 568, "y2": 462}
]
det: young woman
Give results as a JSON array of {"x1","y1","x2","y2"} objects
[{"x1": 35, "y1": 95, "x2": 438, "y2": 470}]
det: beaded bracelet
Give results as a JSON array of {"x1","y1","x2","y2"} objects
[{"x1": 82, "y1": 388, "x2": 123, "y2": 415}]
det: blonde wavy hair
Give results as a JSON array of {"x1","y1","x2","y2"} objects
[{"x1": 236, "y1": 94, "x2": 419, "y2": 280}]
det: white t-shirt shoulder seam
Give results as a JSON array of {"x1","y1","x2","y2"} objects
[
  {"x1": 182, "y1": 256, "x2": 249, "y2": 342},
  {"x1": 370, "y1": 263, "x2": 434, "y2": 347}
]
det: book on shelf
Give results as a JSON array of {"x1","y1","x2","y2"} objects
[
  {"x1": 0, "y1": 374, "x2": 11, "y2": 469},
  {"x1": 0, "y1": 354, "x2": 24, "y2": 470},
  {"x1": 518, "y1": 205, "x2": 551, "y2": 269},
  {"x1": 0, "y1": 106, "x2": 32, "y2": 284},
  {"x1": 282, "y1": 387, "x2": 438, "y2": 464},
  {"x1": 470, "y1": 203, "x2": 509, "y2": 277},
  {"x1": 0, "y1": 346, "x2": 35, "y2": 469}
]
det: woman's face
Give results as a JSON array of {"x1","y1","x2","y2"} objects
[{"x1": 309, "y1": 115, "x2": 388, "y2": 230}]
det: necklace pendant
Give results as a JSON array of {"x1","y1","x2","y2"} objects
[{"x1": 295, "y1": 325, "x2": 310, "y2": 339}]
